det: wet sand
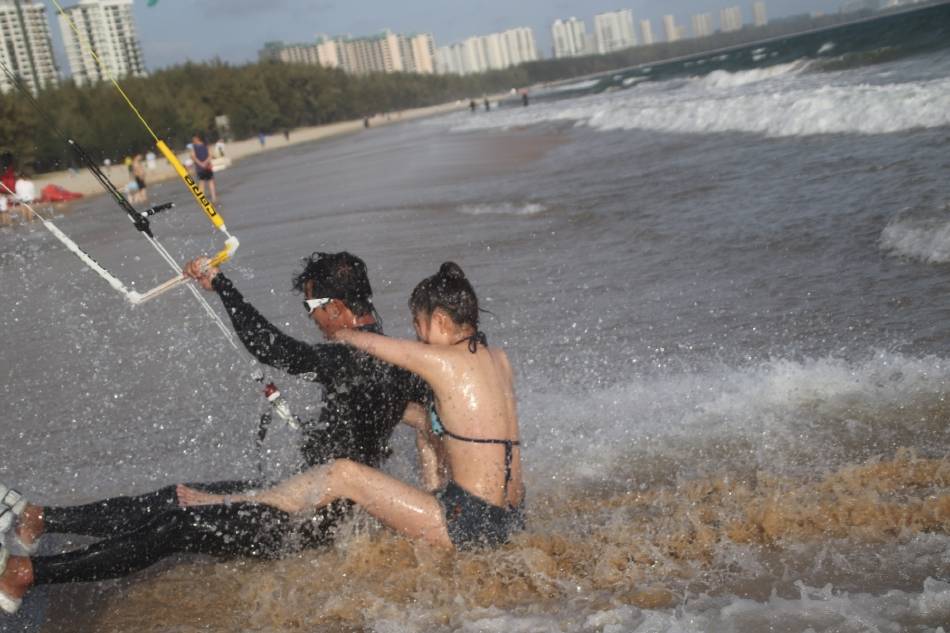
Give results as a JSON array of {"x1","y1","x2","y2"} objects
[{"x1": 28, "y1": 100, "x2": 480, "y2": 202}]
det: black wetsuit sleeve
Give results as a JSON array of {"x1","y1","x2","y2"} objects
[
  {"x1": 404, "y1": 372, "x2": 431, "y2": 405},
  {"x1": 212, "y1": 274, "x2": 345, "y2": 382}
]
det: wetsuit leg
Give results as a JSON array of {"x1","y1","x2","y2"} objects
[
  {"x1": 32, "y1": 499, "x2": 353, "y2": 585},
  {"x1": 43, "y1": 480, "x2": 259, "y2": 538},
  {"x1": 32, "y1": 502, "x2": 288, "y2": 585}
]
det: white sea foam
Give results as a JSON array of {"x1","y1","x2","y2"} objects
[
  {"x1": 457, "y1": 202, "x2": 547, "y2": 216},
  {"x1": 451, "y1": 65, "x2": 950, "y2": 138},
  {"x1": 880, "y1": 213, "x2": 950, "y2": 263},
  {"x1": 371, "y1": 577, "x2": 950, "y2": 632},
  {"x1": 522, "y1": 350, "x2": 949, "y2": 484}
]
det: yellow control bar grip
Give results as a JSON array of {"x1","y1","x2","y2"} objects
[
  {"x1": 209, "y1": 236, "x2": 241, "y2": 267},
  {"x1": 156, "y1": 140, "x2": 226, "y2": 231}
]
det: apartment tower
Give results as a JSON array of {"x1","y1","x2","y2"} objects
[
  {"x1": 551, "y1": 17, "x2": 588, "y2": 58},
  {"x1": 58, "y1": 0, "x2": 146, "y2": 86},
  {"x1": 593, "y1": 9, "x2": 636, "y2": 54},
  {"x1": 720, "y1": 6, "x2": 744, "y2": 32},
  {"x1": 663, "y1": 15, "x2": 680, "y2": 42},
  {"x1": 0, "y1": 0, "x2": 58, "y2": 94},
  {"x1": 691, "y1": 13, "x2": 714, "y2": 38},
  {"x1": 639, "y1": 19, "x2": 654, "y2": 46}
]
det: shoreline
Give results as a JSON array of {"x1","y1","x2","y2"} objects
[{"x1": 26, "y1": 99, "x2": 476, "y2": 204}]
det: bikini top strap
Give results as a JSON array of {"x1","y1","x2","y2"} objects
[
  {"x1": 466, "y1": 331, "x2": 488, "y2": 354},
  {"x1": 440, "y1": 427, "x2": 520, "y2": 493}
]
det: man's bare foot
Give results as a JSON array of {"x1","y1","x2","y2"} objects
[
  {"x1": 0, "y1": 555, "x2": 33, "y2": 604},
  {"x1": 175, "y1": 484, "x2": 227, "y2": 507},
  {"x1": 15, "y1": 505, "x2": 43, "y2": 551}
]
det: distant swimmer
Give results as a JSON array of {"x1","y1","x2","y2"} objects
[
  {"x1": 0, "y1": 252, "x2": 429, "y2": 613},
  {"x1": 178, "y1": 262, "x2": 526, "y2": 552},
  {"x1": 522, "y1": 91, "x2": 530, "y2": 107},
  {"x1": 189, "y1": 132, "x2": 217, "y2": 204}
]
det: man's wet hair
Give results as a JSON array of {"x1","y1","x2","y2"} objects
[
  {"x1": 409, "y1": 262, "x2": 479, "y2": 329},
  {"x1": 293, "y1": 251, "x2": 374, "y2": 316}
]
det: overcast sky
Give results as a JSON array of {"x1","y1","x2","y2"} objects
[{"x1": 53, "y1": 0, "x2": 844, "y2": 71}]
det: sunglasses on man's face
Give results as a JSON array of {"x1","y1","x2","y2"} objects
[{"x1": 303, "y1": 297, "x2": 332, "y2": 314}]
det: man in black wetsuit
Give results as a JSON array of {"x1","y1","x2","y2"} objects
[{"x1": 0, "y1": 253, "x2": 428, "y2": 605}]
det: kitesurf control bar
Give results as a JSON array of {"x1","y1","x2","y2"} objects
[
  {"x1": 139, "y1": 202, "x2": 175, "y2": 218},
  {"x1": 130, "y1": 240, "x2": 240, "y2": 305}
]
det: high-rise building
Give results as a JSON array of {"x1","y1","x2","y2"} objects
[
  {"x1": 261, "y1": 31, "x2": 434, "y2": 75},
  {"x1": 753, "y1": 2, "x2": 768, "y2": 26},
  {"x1": 502, "y1": 27, "x2": 538, "y2": 66},
  {"x1": 260, "y1": 41, "x2": 325, "y2": 66},
  {"x1": 639, "y1": 19, "x2": 654, "y2": 46},
  {"x1": 315, "y1": 37, "x2": 341, "y2": 69},
  {"x1": 0, "y1": 0, "x2": 58, "y2": 94},
  {"x1": 663, "y1": 15, "x2": 680, "y2": 42},
  {"x1": 400, "y1": 33, "x2": 435, "y2": 74},
  {"x1": 593, "y1": 9, "x2": 636, "y2": 54},
  {"x1": 335, "y1": 30, "x2": 405, "y2": 75},
  {"x1": 691, "y1": 13, "x2": 714, "y2": 38},
  {"x1": 58, "y1": 0, "x2": 146, "y2": 87},
  {"x1": 551, "y1": 17, "x2": 587, "y2": 58},
  {"x1": 435, "y1": 26, "x2": 537, "y2": 75},
  {"x1": 720, "y1": 6, "x2": 743, "y2": 32}
]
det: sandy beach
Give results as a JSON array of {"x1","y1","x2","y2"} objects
[{"x1": 27, "y1": 99, "x2": 475, "y2": 202}]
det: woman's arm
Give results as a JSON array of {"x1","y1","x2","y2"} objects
[
  {"x1": 333, "y1": 329, "x2": 448, "y2": 386},
  {"x1": 415, "y1": 429, "x2": 446, "y2": 492},
  {"x1": 403, "y1": 403, "x2": 447, "y2": 492}
]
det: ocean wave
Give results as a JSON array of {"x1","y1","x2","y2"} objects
[
  {"x1": 522, "y1": 350, "x2": 950, "y2": 484},
  {"x1": 880, "y1": 211, "x2": 950, "y2": 264},
  {"x1": 698, "y1": 61, "x2": 810, "y2": 89},
  {"x1": 457, "y1": 202, "x2": 547, "y2": 216},
  {"x1": 451, "y1": 72, "x2": 950, "y2": 138}
]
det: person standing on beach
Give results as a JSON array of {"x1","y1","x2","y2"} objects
[
  {"x1": 483, "y1": 98, "x2": 491, "y2": 112},
  {"x1": 1, "y1": 153, "x2": 15, "y2": 194},
  {"x1": 189, "y1": 132, "x2": 217, "y2": 204},
  {"x1": 131, "y1": 154, "x2": 147, "y2": 204}
]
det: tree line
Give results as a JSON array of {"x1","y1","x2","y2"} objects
[{"x1": 1, "y1": 61, "x2": 529, "y2": 174}]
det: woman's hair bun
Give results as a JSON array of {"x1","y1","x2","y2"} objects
[{"x1": 439, "y1": 262, "x2": 466, "y2": 280}]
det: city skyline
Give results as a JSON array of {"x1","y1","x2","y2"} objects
[{"x1": 43, "y1": 0, "x2": 841, "y2": 73}]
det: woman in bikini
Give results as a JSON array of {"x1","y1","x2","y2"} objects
[{"x1": 177, "y1": 261, "x2": 525, "y2": 550}]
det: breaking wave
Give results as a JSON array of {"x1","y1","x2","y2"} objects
[
  {"x1": 452, "y1": 67, "x2": 950, "y2": 138},
  {"x1": 881, "y1": 210, "x2": 950, "y2": 264}
]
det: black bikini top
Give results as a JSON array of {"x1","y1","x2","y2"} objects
[{"x1": 429, "y1": 404, "x2": 520, "y2": 494}]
